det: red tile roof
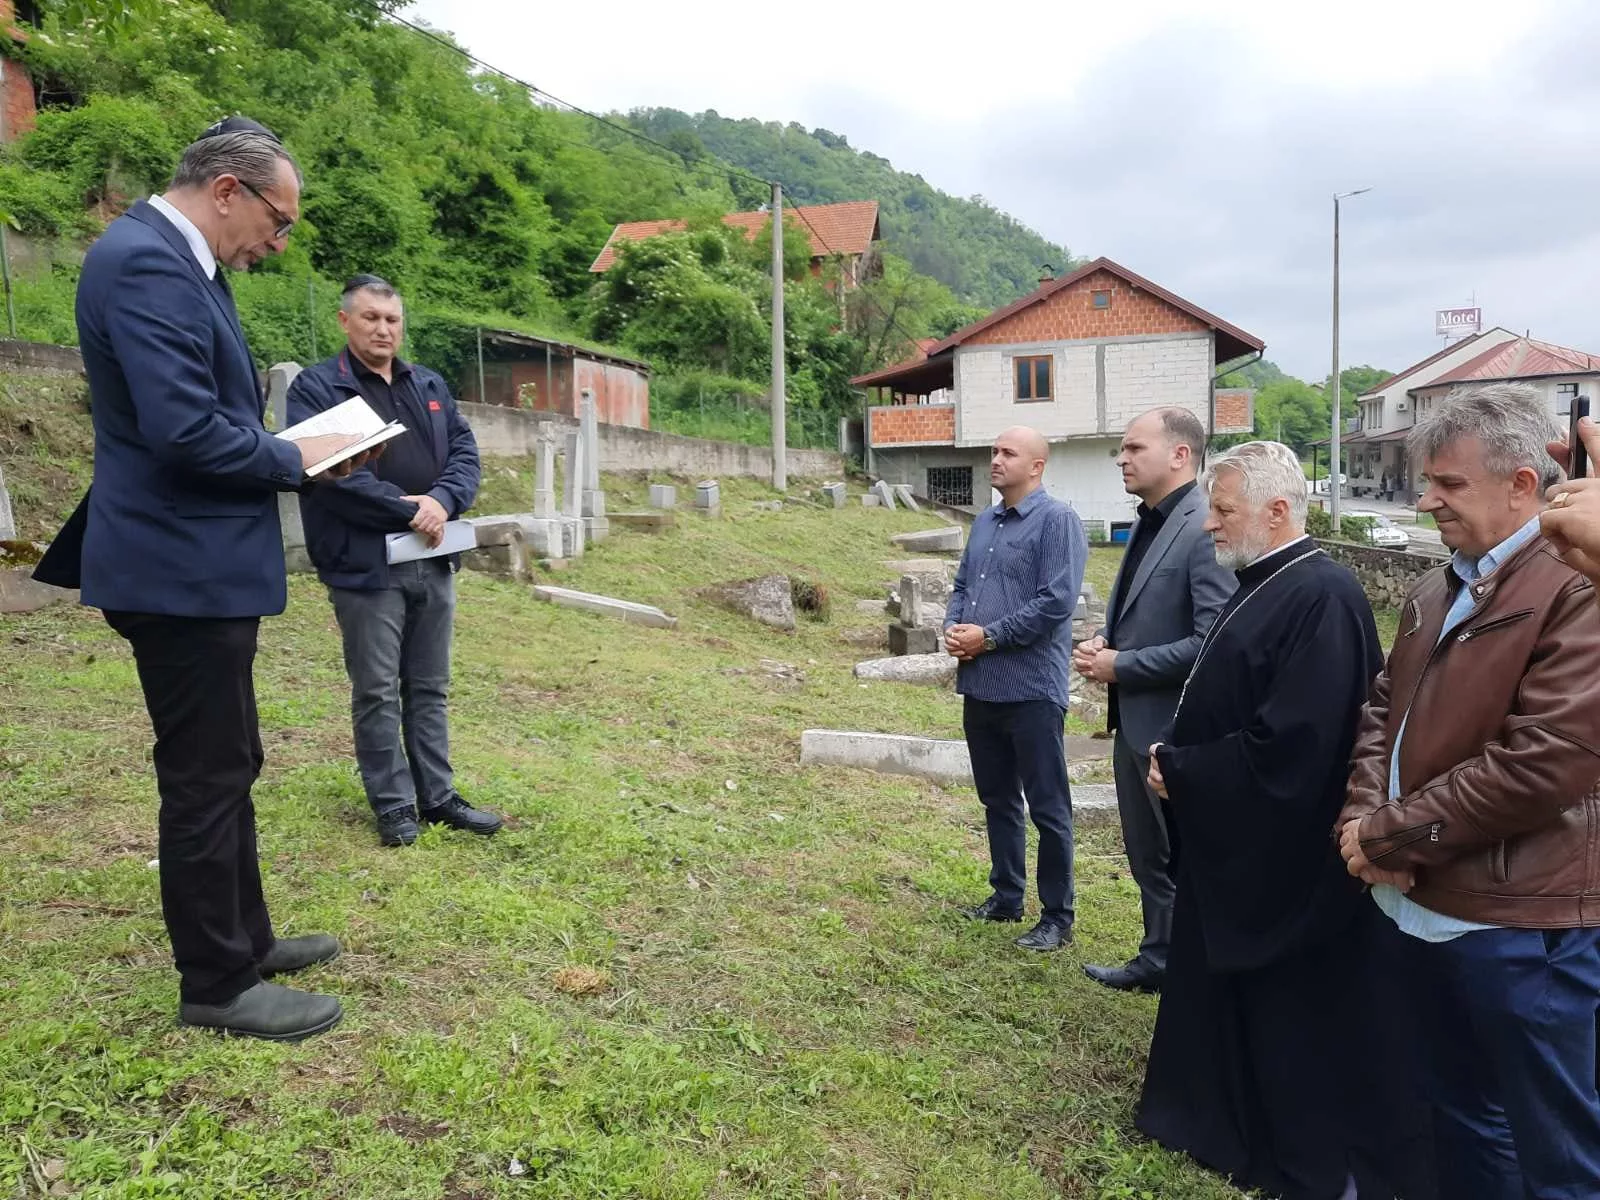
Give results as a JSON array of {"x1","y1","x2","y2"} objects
[
  {"x1": 1422, "y1": 336, "x2": 1600, "y2": 388},
  {"x1": 590, "y1": 200, "x2": 880, "y2": 272},
  {"x1": 923, "y1": 256, "x2": 1264, "y2": 364},
  {"x1": 1356, "y1": 328, "x2": 1509, "y2": 398}
]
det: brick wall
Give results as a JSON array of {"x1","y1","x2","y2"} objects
[
  {"x1": 868, "y1": 403, "x2": 955, "y2": 446},
  {"x1": 0, "y1": 58, "x2": 33, "y2": 144},
  {"x1": 967, "y1": 268, "x2": 1208, "y2": 346},
  {"x1": 0, "y1": 1, "x2": 33, "y2": 145},
  {"x1": 1103, "y1": 336, "x2": 1211, "y2": 428},
  {"x1": 1214, "y1": 388, "x2": 1254, "y2": 434}
]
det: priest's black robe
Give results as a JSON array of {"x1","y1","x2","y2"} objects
[{"x1": 1137, "y1": 538, "x2": 1435, "y2": 1200}]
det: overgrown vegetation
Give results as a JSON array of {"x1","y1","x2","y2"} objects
[{"x1": 0, "y1": 0, "x2": 1063, "y2": 451}]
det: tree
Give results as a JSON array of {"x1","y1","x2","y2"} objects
[{"x1": 1253, "y1": 379, "x2": 1330, "y2": 452}]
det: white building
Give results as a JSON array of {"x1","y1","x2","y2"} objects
[
  {"x1": 1345, "y1": 328, "x2": 1600, "y2": 501},
  {"x1": 852, "y1": 257, "x2": 1261, "y2": 535}
]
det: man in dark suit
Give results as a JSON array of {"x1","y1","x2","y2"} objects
[
  {"x1": 287, "y1": 276, "x2": 498, "y2": 848},
  {"x1": 52, "y1": 117, "x2": 366, "y2": 1040},
  {"x1": 1074, "y1": 407, "x2": 1235, "y2": 993}
]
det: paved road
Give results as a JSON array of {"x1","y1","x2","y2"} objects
[{"x1": 1323, "y1": 494, "x2": 1446, "y2": 557}]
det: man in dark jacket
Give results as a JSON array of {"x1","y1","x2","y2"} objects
[
  {"x1": 287, "y1": 275, "x2": 500, "y2": 847},
  {"x1": 44, "y1": 117, "x2": 363, "y2": 1041}
]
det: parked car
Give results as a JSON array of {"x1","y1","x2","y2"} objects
[
  {"x1": 1306, "y1": 473, "x2": 1348, "y2": 494},
  {"x1": 1343, "y1": 509, "x2": 1410, "y2": 549}
]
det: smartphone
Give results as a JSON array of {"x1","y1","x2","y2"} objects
[{"x1": 1571, "y1": 396, "x2": 1591, "y2": 480}]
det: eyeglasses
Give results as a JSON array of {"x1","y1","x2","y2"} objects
[{"x1": 238, "y1": 179, "x2": 296, "y2": 240}]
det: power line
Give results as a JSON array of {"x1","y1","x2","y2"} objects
[
  {"x1": 363, "y1": 0, "x2": 773, "y2": 187},
  {"x1": 356, "y1": 0, "x2": 928, "y2": 365}
]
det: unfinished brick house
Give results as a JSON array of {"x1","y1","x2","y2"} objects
[{"x1": 852, "y1": 257, "x2": 1262, "y2": 534}]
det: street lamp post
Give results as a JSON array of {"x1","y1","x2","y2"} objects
[{"x1": 1330, "y1": 186, "x2": 1371, "y2": 529}]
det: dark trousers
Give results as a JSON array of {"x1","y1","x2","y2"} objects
[
  {"x1": 1402, "y1": 925, "x2": 1600, "y2": 1199},
  {"x1": 329, "y1": 560, "x2": 457, "y2": 818},
  {"x1": 962, "y1": 697, "x2": 1074, "y2": 924},
  {"x1": 1112, "y1": 728, "x2": 1173, "y2": 970},
  {"x1": 105, "y1": 611, "x2": 272, "y2": 1005}
]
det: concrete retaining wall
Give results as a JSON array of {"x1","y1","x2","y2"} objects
[{"x1": 461, "y1": 402, "x2": 844, "y2": 480}]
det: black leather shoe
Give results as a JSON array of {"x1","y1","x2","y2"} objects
[
  {"x1": 420, "y1": 796, "x2": 503, "y2": 836},
  {"x1": 259, "y1": 934, "x2": 341, "y2": 978},
  {"x1": 1015, "y1": 919, "x2": 1073, "y2": 951},
  {"x1": 377, "y1": 809, "x2": 420, "y2": 847},
  {"x1": 1083, "y1": 960, "x2": 1163, "y2": 994},
  {"x1": 961, "y1": 895, "x2": 1024, "y2": 922},
  {"x1": 180, "y1": 981, "x2": 342, "y2": 1042}
]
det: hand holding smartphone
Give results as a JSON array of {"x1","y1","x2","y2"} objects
[{"x1": 1570, "y1": 396, "x2": 1590, "y2": 480}]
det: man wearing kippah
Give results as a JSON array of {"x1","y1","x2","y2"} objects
[{"x1": 286, "y1": 274, "x2": 496, "y2": 848}]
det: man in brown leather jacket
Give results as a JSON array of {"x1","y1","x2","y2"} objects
[{"x1": 1338, "y1": 382, "x2": 1600, "y2": 1200}]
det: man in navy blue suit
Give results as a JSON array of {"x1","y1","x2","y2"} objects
[
  {"x1": 51, "y1": 118, "x2": 367, "y2": 1040},
  {"x1": 288, "y1": 276, "x2": 498, "y2": 848}
]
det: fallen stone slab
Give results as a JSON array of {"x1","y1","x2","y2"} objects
[
  {"x1": 892, "y1": 484, "x2": 921, "y2": 512},
  {"x1": 794, "y1": 729, "x2": 1119, "y2": 828},
  {"x1": 0, "y1": 567, "x2": 76, "y2": 614},
  {"x1": 870, "y1": 480, "x2": 897, "y2": 510},
  {"x1": 853, "y1": 652, "x2": 957, "y2": 686},
  {"x1": 882, "y1": 558, "x2": 953, "y2": 580},
  {"x1": 890, "y1": 526, "x2": 963, "y2": 553},
  {"x1": 701, "y1": 573, "x2": 796, "y2": 632},
  {"x1": 609, "y1": 510, "x2": 676, "y2": 533},
  {"x1": 854, "y1": 598, "x2": 892, "y2": 616},
  {"x1": 532, "y1": 585, "x2": 677, "y2": 629}
]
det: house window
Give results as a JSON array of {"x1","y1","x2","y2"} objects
[
  {"x1": 1092, "y1": 290, "x2": 1111, "y2": 309},
  {"x1": 1558, "y1": 383, "x2": 1579, "y2": 415},
  {"x1": 926, "y1": 466, "x2": 974, "y2": 507},
  {"x1": 1014, "y1": 355, "x2": 1052, "y2": 402}
]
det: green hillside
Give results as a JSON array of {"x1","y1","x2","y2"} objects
[
  {"x1": 629, "y1": 108, "x2": 1075, "y2": 311},
  {"x1": 0, "y1": 0, "x2": 1077, "y2": 450}
]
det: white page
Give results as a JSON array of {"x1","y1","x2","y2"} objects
[{"x1": 277, "y1": 395, "x2": 386, "y2": 442}]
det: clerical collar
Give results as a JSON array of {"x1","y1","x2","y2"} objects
[{"x1": 1236, "y1": 534, "x2": 1315, "y2": 584}]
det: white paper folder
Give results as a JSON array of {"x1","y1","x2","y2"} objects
[{"x1": 385, "y1": 520, "x2": 478, "y2": 564}]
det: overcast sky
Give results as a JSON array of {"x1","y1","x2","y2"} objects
[{"x1": 411, "y1": 0, "x2": 1599, "y2": 382}]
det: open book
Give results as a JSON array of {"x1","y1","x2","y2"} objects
[{"x1": 277, "y1": 396, "x2": 407, "y2": 476}]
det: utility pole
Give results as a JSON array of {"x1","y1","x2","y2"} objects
[
  {"x1": 1329, "y1": 187, "x2": 1371, "y2": 528},
  {"x1": 771, "y1": 182, "x2": 787, "y2": 492}
]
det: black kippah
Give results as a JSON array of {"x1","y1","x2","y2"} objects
[{"x1": 197, "y1": 115, "x2": 282, "y2": 144}]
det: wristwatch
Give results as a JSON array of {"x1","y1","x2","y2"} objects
[{"x1": 981, "y1": 630, "x2": 997, "y2": 653}]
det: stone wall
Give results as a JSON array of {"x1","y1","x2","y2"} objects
[
  {"x1": 1317, "y1": 539, "x2": 1440, "y2": 609},
  {"x1": 461, "y1": 402, "x2": 844, "y2": 479},
  {"x1": 0, "y1": 339, "x2": 84, "y2": 373}
]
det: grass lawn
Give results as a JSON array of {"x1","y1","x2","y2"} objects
[{"x1": 0, "y1": 471, "x2": 1258, "y2": 1200}]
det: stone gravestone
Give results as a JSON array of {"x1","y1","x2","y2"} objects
[
  {"x1": 265, "y1": 362, "x2": 312, "y2": 573},
  {"x1": 695, "y1": 480, "x2": 720, "y2": 515},
  {"x1": 822, "y1": 482, "x2": 846, "y2": 508},
  {"x1": 861, "y1": 493, "x2": 882, "y2": 507},
  {"x1": 578, "y1": 388, "x2": 609, "y2": 542},
  {"x1": 888, "y1": 573, "x2": 938, "y2": 655},
  {"x1": 870, "y1": 480, "x2": 897, "y2": 510},
  {"x1": 892, "y1": 484, "x2": 921, "y2": 512},
  {"x1": 560, "y1": 430, "x2": 586, "y2": 558},
  {"x1": 649, "y1": 484, "x2": 677, "y2": 509},
  {"x1": 533, "y1": 436, "x2": 557, "y2": 518},
  {"x1": 0, "y1": 462, "x2": 15, "y2": 541}
]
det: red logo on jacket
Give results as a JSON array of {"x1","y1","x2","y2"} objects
[{"x1": 428, "y1": 400, "x2": 441, "y2": 411}]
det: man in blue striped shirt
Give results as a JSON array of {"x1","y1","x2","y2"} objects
[{"x1": 944, "y1": 426, "x2": 1088, "y2": 951}]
